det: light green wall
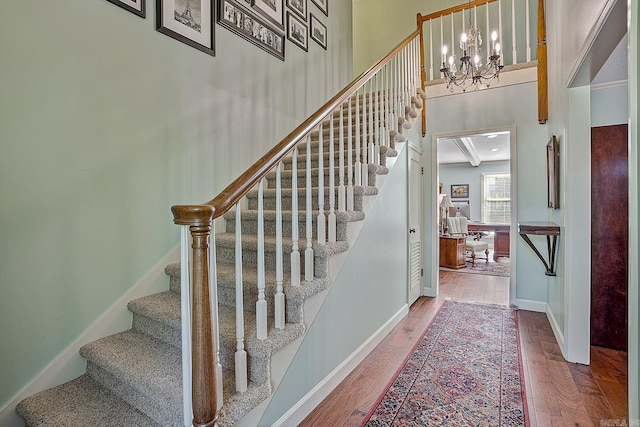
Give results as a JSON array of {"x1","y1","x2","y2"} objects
[
  {"x1": 426, "y1": 82, "x2": 549, "y2": 303},
  {"x1": 591, "y1": 84, "x2": 629, "y2": 127},
  {"x1": 0, "y1": 0, "x2": 353, "y2": 407}
]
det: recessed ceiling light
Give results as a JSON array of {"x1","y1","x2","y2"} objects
[
  {"x1": 490, "y1": 148, "x2": 499, "y2": 152},
  {"x1": 487, "y1": 134, "x2": 498, "y2": 139}
]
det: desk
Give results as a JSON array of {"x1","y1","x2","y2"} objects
[
  {"x1": 439, "y1": 235, "x2": 466, "y2": 269},
  {"x1": 467, "y1": 223, "x2": 510, "y2": 261}
]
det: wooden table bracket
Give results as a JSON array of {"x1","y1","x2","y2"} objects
[{"x1": 518, "y1": 222, "x2": 560, "y2": 276}]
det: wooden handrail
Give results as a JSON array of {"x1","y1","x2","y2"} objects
[
  {"x1": 175, "y1": 28, "x2": 421, "y2": 220},
  {"x1": 418, "y1": 0, "x2": 498, "y2": 23}
]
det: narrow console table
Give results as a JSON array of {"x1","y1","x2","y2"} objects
[
  {"x1": 518, "y1": 222, "x2": 560, "y2": 276},
  {"x1": 468, "y1": 223, "x2": 510, "y2": 260},
  {"x1": 439, "y1": 235, "x2": 466, "y2": 269}
]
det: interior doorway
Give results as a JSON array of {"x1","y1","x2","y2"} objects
[{"x1": 432, "y1": 128, "x2": 516, "y2": 307}]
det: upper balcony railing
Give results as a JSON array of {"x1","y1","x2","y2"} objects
[{"x1": 417, "y1": 0, "x2": 548, "y2": 124}]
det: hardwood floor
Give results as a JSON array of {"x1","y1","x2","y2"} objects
[{"x1": 300, "y1": 271, "x2": 628, "y2": 427}]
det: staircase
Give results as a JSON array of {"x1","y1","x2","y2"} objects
[{"x1": 16, "y1": 81, "x2": 423, "y2": 425}]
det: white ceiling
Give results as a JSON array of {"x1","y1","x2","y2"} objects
[{"x1": 438, "y1": 131, "x2": 510, "y2": 165}]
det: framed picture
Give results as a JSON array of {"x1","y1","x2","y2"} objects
[
  {"x1": 287, "y1": 12, "x2": 307, "y2": 51},
  {"x1": 310, "y1": 0, "x2": 327, "y2": 16},
  {"x1": 309, "y1": 13, "x2": 326, "y2": 49},
  {"x1": 286, "y1": 0, "x2": 306, "y2": 20},
  {"x1": 546, "y1": 134, "x2": 560, "y2": 209},
  {"x1": 218, "y1": 0, "x2": 285, "y2": 60},
  {"x1": 107, "y1": 0, "x2": 146, "y2": 17},
  {"x1": 156, "y1": 0, "x2": 215, "y2": 56},
  {"x1": 251, "y1": 0, "x2": 284, "y2": 30},
  {"x1": 450, "y1": 184, "x2": 469, "y2": 199}
]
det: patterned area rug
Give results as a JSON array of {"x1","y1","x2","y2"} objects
[
  {"x1": 440, "y1": 259, "x2": 510, "y2": 277},
  {"x1": 362, "y1": 300, "x2": 528, "y2": 427}
]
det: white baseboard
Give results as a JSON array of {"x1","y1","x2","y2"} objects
[
  {"x1": 514, "y1": 298, "x2": 547, "y2": 313},
  {"x1": 271, "y1": 304, "x2": 410, "y2": 427},
  {"x1": 546, "y1": 303, "x2": 566, "y2": 356},
  {"x1": 0, "y1": 246, "x2": 180, "y2": 427}
]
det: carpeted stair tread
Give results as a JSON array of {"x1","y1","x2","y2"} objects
[
  {"x1": 16, "y1": 375, "x2": 161, "y2": 427},
  {"x1": 245, "y1": 184, "x2": 378, "y2": 199},
  {"x1": 79, "y1": 330, "x2": 182, "y2": 411}
]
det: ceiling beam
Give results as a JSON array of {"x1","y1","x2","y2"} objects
[{"x1": 452, "y1": 137, "x2": 481, "y2": 166}]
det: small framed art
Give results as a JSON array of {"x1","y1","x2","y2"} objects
[
  {"x1": 107, "y1": 0, "x2": 146, "y2": 17},
  {"x1": 251, "y1": 0, "x2": 284, "y2": 30},
  {"x1": 156, "y1": 0, "x2": 215, "y2": 56},
  {"x1": 287, "y1": 12, "x2": 307, "y2": 51},
  {"x1": 310, "y1": 0, "x2": 327, "y2": 16},
  {"x1": 218, "y1": 0, "x2": 285, "y2": 60},
  {"x1": 450, "y1": 184, "x2": 469, "y2": 199},
  {"x1": 309, "y1": 13, "x2": 326, "y2": 49},
  {"x1": 286, "y1": 0, "x2": 306, "y2": 20}
]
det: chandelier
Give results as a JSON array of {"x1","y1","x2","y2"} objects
[{"x1": 439, "y1": 2, "x2": 503, "y2": 92}]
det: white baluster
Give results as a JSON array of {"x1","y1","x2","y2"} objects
[
  {"x1": 256, "y1": 179, "x2": 267, "y2": 340},
  {"x1": 274, "y1": 164, "x2": 285, "y2": 330},
  {"x1": 525, "y1": 0, "x2": 531, "y2": 61},
  {"x1": 355, "y1": 88, "x2": 362, "y2": 187},
  {"x1": 368, "y1": 77, "x2": 375, "y2": 165},
  {"x1": 290, "y1": 147, "x2": 301, "y2": 287},
  {"x1": 304, "y1": 135, "x2": 314, "y2": 281},
  {"x1": 375, "y1": 71, "x2": 380, "y2": 165},
  {"x1": 338, "y1": 105, "x2": 346, "y2": 212},
  {"x1": 429, "y1": 19, "x2": 434, "y2": 80},
  {"x1": 499, "y1": 0, "x2": 503, "y2": 61},
  {"x1": 317, "y1": 123, "x2": 326, "y2": 245},
  {"x1": 180, "y1": 226, "x2": 193, "y2": 427},
  {"x1": 328, "y1": 112, "x2": 337, "y2": 243},
  {"x1": 512, "y1": 0, "x2": 517, "y2": 64},
  {"x1": 208, "y1": 220, "x2": 223, "y2": 411},
  {"x1": 234, "y1": 204, "x2": 248, "y2": 393},
  {"x1": 486, "y1": 4, "x2": 490, "y2": 63},
  {"x1": 347, "y1": 97, "x2": 354, "y2": 211},
  {"x1": 361, "y1": 83, "x2": 369, "y2": 187}
]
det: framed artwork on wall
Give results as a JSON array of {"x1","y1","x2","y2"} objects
[
  {"x1": 286, "y1": 0, "x2": 306, "y2": 20},
  {"x1": 156, "y1": 0, "x2": 215, "y2": 56},
  {"x1": 547, "y1": 134, "x2": 560, "y2": 209},
  {"x1": 309, "y1": 13, "x2": 326, "y2": 49},
  {"x1": 310, "y1": 0, "x2": 327, "y2": 16},
  {"x1": 287, "y1": 12, "x2": 307, "y2": 51},
  {"x1": 107, "y1": 0, "x2": 146, "y2": 17},
  {"x1": 218, "y1": 0, "x2": 285, "y2": 60},
  {"x1": 251, "y1": 0, "x2": 284, "y2": 30},
  {"x1": 451, "y1": 184, "x2": 469, "y2": 199}
]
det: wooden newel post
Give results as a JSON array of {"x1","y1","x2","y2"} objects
[
  {"x1": 171, "y1": 205, "x2": 219, "y2": 427},
  {"x1": 537, "y1": 0, "x2": 548, "y2": 124}
]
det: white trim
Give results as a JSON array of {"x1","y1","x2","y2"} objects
[
  {"x1": 425, "y1": 66, "x2": 537, "y2": 99},
  {"x1": 590, "y1": 79, "x2": 629, "y2": 90},
  {"x1": 0, "y1": 246, "x2": 180, "y2": 427},
  {"x1": 546, "y1": 303, "x2": 566, "y2": 353},
  {"x1": 514, "y1": 299, "x2": 546, "y2": 313},
  {"x1": 271, "y1": 304, "x2": 410, "y2": 427}
]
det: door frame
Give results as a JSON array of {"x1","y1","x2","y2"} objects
[{"x1": 430, "y1": 126, "x2": 518, "y2": 306}]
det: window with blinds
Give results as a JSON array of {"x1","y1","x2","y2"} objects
[{"x1": 482, "y1": 173, "x2": 510, "y2": 224}]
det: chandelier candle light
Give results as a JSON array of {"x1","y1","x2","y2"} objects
[{"x1": 440, "y1": 2, "x2": 503, "y2": 92}]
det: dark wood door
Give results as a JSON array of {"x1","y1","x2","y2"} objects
[{"x1": 591, "y1": 124, "x2": 628, "y2": 351}]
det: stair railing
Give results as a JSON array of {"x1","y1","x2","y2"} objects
[{"x1": 171, "y1": 28, "x2": 423, "y2": 427}]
